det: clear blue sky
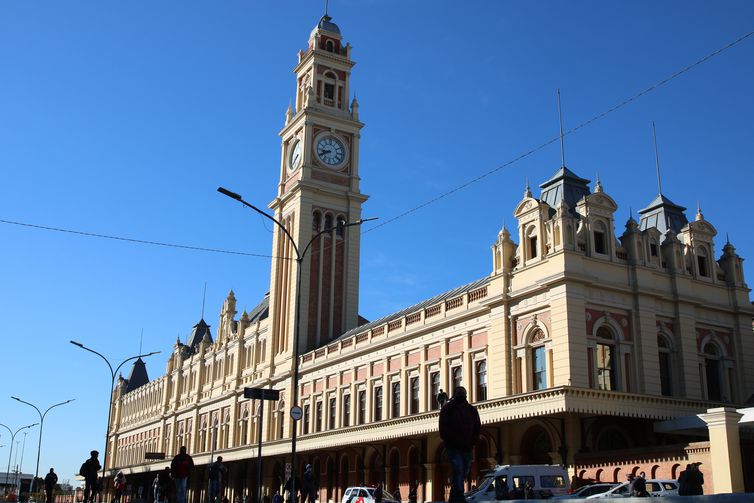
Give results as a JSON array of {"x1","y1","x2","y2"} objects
[{"x1": 1, "y1": 0, "x2": 753, "y2": 485}]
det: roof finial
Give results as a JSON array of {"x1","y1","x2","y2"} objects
[
  {"x1": 325, "y1": 0, "x2": 329, "y2": 16},
  {"x1": 726, "y1": 232, "x2": 731, "y2": 245},
  {"x1": 652, "y1": 121, "x2": 663, "y2": 195},
  {"x1": 201, "y1": 281, "x2": 207, "y2": 320},
  {"x1": 557, "y1": 89, "x2": 566, "y2": 168},
  {"x1": 524, "y1": 177, "x2": 532, "y2": 198},
  {"x1": 594, "y1": 172, "x2": 603, "y2": 193},
  {"x1": 695, "y1": 200, "x2": 704, "y2": 221}
]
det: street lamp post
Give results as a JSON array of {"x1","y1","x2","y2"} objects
[
  {"x1": 0, "y1": 423, "x2": 37, "y2": 488},
  {"x1": 218, "y1": 186, "x2": 376, "y2": 502},
  {"x1": 10, "y1": 398, "x2": 73, "y2": 493},
  {"x1": 69, "y1": 341, "x2": 160, "y2": 493},
  {"x1": 16, "y1": 431, "x2": 28, "y2": 495}
]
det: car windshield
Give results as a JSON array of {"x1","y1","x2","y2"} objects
[{"x1": 466, "y1": 476, "x2": 493, "y2": 496}]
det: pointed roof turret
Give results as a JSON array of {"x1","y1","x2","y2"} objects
[
  {"x1": 187, "y1": 318, "x2": 212, "y2": 348},
  {"x1": 539, "y1": 166, "x2": 591, "y2": 216},
  {"x1": 124, "y1": 358, "x2": 150, "y2": 393},
  {"x1": 638, "y1": 193, "x2": 688, "y2": 235}
]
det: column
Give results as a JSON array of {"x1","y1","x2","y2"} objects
[{"x1": 698, "y1": 407, "x2": 744, "y2": 493}]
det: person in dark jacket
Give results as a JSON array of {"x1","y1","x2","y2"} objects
[
  {"x1": 44, "y1": 468, "x2": 58, "y2": 503},
  {"x1": 80, "y1": 450, "x2": 101, "y2": 503},
  {"x1": 687, "y1": 463, "x2": 704, "y2": 495},
  {"x1": 302, "y1": 465, "x2": 317, "y2": 503},
  {"x1": 171, "y1": 446, "x2": 194, "y2": 503},
  {"x1": 439, "y1": 387, "x2": 481, "y2": 503},
  {"x1": 677, "y1": 464, "x2": 691, "y2": 496}
]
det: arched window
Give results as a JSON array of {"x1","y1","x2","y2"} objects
[
  {"x1": 325, "y1": 40, "x2": 334, "y2": 52},
  {"x1": 373, "y1": 386, "x2": 383, "y2": 421},
  {"x1": 475, "y1": 360, "x2": 487, "y2": 401},
  {"x1": 529, "y1": 329, "x2": 548, "y2": 391},
  {"x1": 324, "y1": 213, "x2": 333, "y2": 234},
  {"x1": 697, "y1": 247, "x2": 709, "y2": 277},
  {"x1": 596, "y1": 327, "x2": 617, "y2": 391},
  {"x1": 323, "y1": 71, "x2": 337, "y2": 106},
  {"x1": 593, "y1": 220, "x2": 607, "y2": 255},
  {"x1": 658, "y1": 334, "x2": 673, "y2": 396},
  {"x1": 703, "y1": 343, "x2": 722, "y2": 401},
  {"x1": 303, "y1": 403, "x2": 310, "y2": 434},
  {"x1": 430, "y1": 371, "x2": 441, "y2": 410},
  {"x1": 329, "y1": 396, "x2": 337, "y2": 429},
  {"x1": 315, "y1": 400, "x2": 323, "y2": 432},
  {"x1": 336, "y1": 215, "x2": 346, "y2": 238},
  {"x1": 649, "y1": 239, "x2": 659, "y2": 258},
  {"x1": 240, "y1": 408, "x2": 249, "y2": 445},
  {"x1": 410, "y1": 377, "x2": 420, "y2": 414},
  {"x1": 312, "y1": 211, "x2": 322, "y2": 232},
  {"x1": 342, "y1": 393, "x2": 351, "y2": 427}
]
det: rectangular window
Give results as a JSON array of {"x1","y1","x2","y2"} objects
[
  {"x1": 303, "y1": 404, "x2": 310, "y2": 434},
  {"x1": 430, "y1": 372, "x2": 440, "y2": 410},
  {"x1": 596, "y1": 343, "x2": 615, "y2": 391},
  {"x1": 410, "y1": 377, "x2": 420, "y2": 414},
  {"x1": 475, "y1": 360, "x2": 488, "y2": 401},
  {"x1": 594, "y1": 231, "x2": 606, "y2": 254},
  {"x1": 452, "y1": 367, "x2": 463, "y2": 393},
  {"x1": 698, "y1": 256, "x2": 708, "y2": 277},
  {"x1": 343, "y1": 394, "x2": 351, "y2": 427},
  {"x1": 532, "y1": 347, "x2": 547, "y2": 391},
  {"x1": 373, "y1": 386, "x2": 383, "y2": 421},
  {"x1": 329, "y1": 397, "x2": 336, "y2": 429},
  {"x1": 315, "y1": 401, "x2": 323, "y2": 432},
  {"x1": 358, "y1": 390, "x2": 366, "y2": 425},
  {"x1": 650, "y1": 243, "x2": 658, "y2": 257},
  {"x1": 324, "y1": 83, "x2": 335, "y2": 100},
  {"x1": 391, "y1": 382, "x2": 401, "y2": 419}
]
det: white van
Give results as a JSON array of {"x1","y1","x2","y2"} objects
[{"x1": 466, "y1": 465, "x2": 570, "y2": 501}]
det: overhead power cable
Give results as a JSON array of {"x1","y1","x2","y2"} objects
[
  {"x1": 0, "y1": 218, "x2": 275, "y2": 259},
  {"x1": 362, "y1": 28, "x2": 754, "y2": 234}
]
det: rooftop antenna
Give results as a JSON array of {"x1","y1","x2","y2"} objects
[
  {"x1": 201, "y1": 282, "x2": 207, "y2": 320},
  {"x1": 652, "y1": 121, "x2": 662, "y2": 195},
  {"x1": 325, "y1": 0, "x2": 329, "y2": 16},
  {"x1": 139, "y1": 328, "x2": 143, "y2": 354},
  {"x1": 557, "y1": 89, "x2": 566, "y2": 168}
]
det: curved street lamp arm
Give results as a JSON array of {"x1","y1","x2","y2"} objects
[
  {"x1": 70, "y1": 340, "x2": 115, "y2": 380},
  {"x1": 42, "y1": 399, "x2": 75, "y2": 420},
  {"x1": 217, "y1": 187, "x2": 301, "y2": 259},
  {"x1": 113, "y1": 351, "x2": 161, "y2": 380},
  {"x1": 10, "y1": 397, "x2": 42, "y2": 418}
]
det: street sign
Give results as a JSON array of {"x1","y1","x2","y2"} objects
[
  {"x1": 144, "y1": 452, "x2": 166, "y2": 460},
  {"x1": 290, "y1": 405, "x2": 303, "y2": 421},
  {"x1": 244, "y1": 387, "x2": 280, "y2": 400}
]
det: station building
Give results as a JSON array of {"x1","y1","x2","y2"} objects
[{"x1": 109, "y1": 13, "x2": 754, "y2": 501}]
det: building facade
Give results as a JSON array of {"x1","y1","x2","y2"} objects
[{"x1": 109, "y1": 14, "x2": 754, "y2": 501}]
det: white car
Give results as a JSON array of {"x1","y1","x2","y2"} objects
[
  {"x1": 586, "y1": 479, "x2": 679, "y2": 498},
  {"x1": 552, "y1": 483, "x2": 618, "y2": 499},
  {"x1": 465, "y1": 464, "x2": 570, "y2": 501},
  {"x1": 341, "y1": 487, "x2": 400, "y2": 503}
]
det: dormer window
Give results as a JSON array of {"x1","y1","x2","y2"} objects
[{"x1": 526, "y1": 226, "x2": 538, "y2": 260}]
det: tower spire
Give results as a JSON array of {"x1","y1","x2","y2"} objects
[
  {"x1": 557, "y1": 89, "x2": 566, "y2": 168},
  {"x1": 652, "y1": 121, "x2": 662, "y2": 195},
  {"x1": 325, "y1": 0, "x2": 329, "y2": 16},
  {"x1": 201, "y1": 281, "x2": 207, "y2": 320},
  {"x1": 139, "y1": 328, "x2": 143, "y2": 354}
]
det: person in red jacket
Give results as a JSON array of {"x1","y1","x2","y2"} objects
[
  {"x1": 439, "y1": 387, "x2": 481, "y2": 503},
  {"x1": 171, "y1": 446, "x2": 195, "y2": 503}
]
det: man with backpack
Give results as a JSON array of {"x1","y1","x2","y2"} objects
[{"x1": 80, "y1": 450, "x2": 101, "y2": 503}]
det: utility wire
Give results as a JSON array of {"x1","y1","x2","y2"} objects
[
  {"x1": 0, "y1": 218, "x2": 276, "y2": 259},
  {"x1": 363, "y1": 28, "x2": 754, "y2": 234}
]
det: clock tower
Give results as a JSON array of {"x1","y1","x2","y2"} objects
[{"x1": 268, "y1": 13, "x2": 367, "y2": 365}]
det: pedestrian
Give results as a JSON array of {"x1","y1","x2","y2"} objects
[
  {"x1": 677, "y1": 464, "x2": 690, "y2": 496},
  {"x1": 44, "y1": 468, "x2": 58, "y2": 503},
  {"x1": 80, "y1": 450, "x2": 102, "y2": 503},
  {"x1": 407, "y1": 482, "x2": 417, "y2": 503},
  {"x1": 687, "y1": 463, "x2": 704, "y2": 495},
  {"x1": 113, "y1": 472, "x2": 127, "y2": 503},
  {"x1": 436, "y1": 389, "x2": 448, "y2": 408},
  {"x1": 439, "y1": 386, "x2": 481, "y2": 503},
  {"x1": 302, "y1": 465, "x2": 317, "y2": 503},
  {"x1": 208, "y1": 456, "x2": 228, "y2": 503},
  {"x1": 374, "y1": 483, "x2": 383, "y2": 503},
  {"x1": 523, "y1": 480, "x2": 534, "y2": 500},
  {"x1": 154, "y1": 467, "x2": 171, "y2": 503},
  {"x1": 494, "y1": 476, "x2": 508, "y2": 501},
  {"x1": 631, "y1": 472, "x2": 647, "y2": 497},
  {"x1": 284, "y1": 475, "x2": 301, "y2": 503},
  {"x1": 392, "y1": 487, "x2": 401, "y2": 502},
  {"x1": 272, "y1": 491, "x2": 283, "y2": 503},
  {"x1": 170, "y1": 446, "x2": 194, "y2": 503}
]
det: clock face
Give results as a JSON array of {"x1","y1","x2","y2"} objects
[
  {"x1": 288, "y1": 140, "x2": 302, "y2": 171},
  {"x1": 316, "y1": 136, "x2": 346, "y2": 167}
]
